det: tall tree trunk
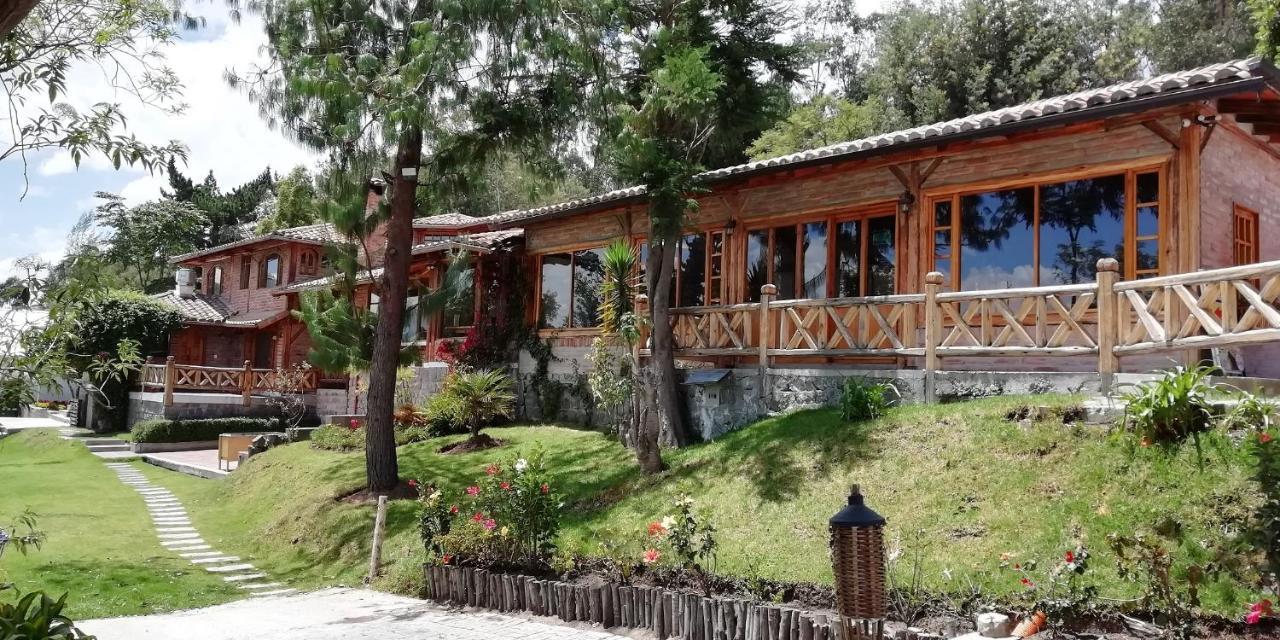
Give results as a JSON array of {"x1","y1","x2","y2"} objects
[
  {"x1": 642, "y1": 227, "x2": 689, "y2": 455},
  {"x1": 633, "y1": 367, "x2": 666, "y2": 474},
  {"x1": 364, "y1": 127, "x2": 422, "y2": 493},
  {"x1": 0, "y1": 0, "x2": 39, "y2": 39}
]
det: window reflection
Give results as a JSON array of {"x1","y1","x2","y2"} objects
[
  {"x1": 835, "y1": 220, "x2": 860, "y2": 297},
  {"x1": 678, "y1": 234, "x2": 707, "y2": 307},
  {"x1": 572, "y1": 248, "x2": 606, "y2": 328},
  {"x1": 773, "y1": 225, "x2": 797, "y2": 300},
  {"x1": 802, "y1": 222, "x2": 828, "y2": 299},
  {"x1": 746, "y1": 230, "x2": 769, "y2": 302},
  {"x1": 960, "y1": 188, "x2": 1034, "y2": 290},
  {"x1": 867, "y1": 216, "x2": 896, "y2": 295},
  {"x1": 1039, "y1": 175, "x2": 1125, "y2": 285},
  {"x1": 539, "y1": 253, "x2": 572, "y2": 329}
]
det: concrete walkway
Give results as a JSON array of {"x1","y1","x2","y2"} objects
[
  {"x1": 103, "y1": 462, "x2": 293, "y2": 597},
  {"x1": 80, "y1": 588, "x2": 633, "y2": 640}
]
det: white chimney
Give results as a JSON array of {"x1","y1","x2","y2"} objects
[{"x1": 175, "y1": 268, "x2": 197, "y2": 299}]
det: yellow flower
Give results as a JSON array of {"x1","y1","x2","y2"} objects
[{"x1": 500, "y1": 526, "x2": 510, "y2": 538}]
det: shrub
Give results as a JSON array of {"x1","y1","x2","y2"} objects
[
  {"x1": 448, "y1": 369, "x2": 515, "y2": 440},
  {"x1": 0, "y1": 590, "x2": 94, "y2": 639},
  {"x1": 839, "y1": 378, "x2": 898, "y2": 421},
  {"x1": 1121, "y1": 365, "x2": 1216, "y2": 446},
  {"x1": 1221, "y1": 389, "x2": 1276, "y2": 432},
  {"x1": 0, "y1": 377, "x2": 32, "y2": 417},
  {"x1": 644, "y1": 495, "x2": 718, "y2": 595},
  {"x1": 420, "y1": 449, "x2": 562, "y2": 567},
  {"x1": 423, "y1": 381, "x2": 468, "y2": 436},
  {"x1": 130, "y1": 417, "x2": 278, "y2": 443},
  {"x1": 311, "y1": 422, "x2": 365, "y2": 452},
  {"x1": 1005, "y1": 538, "x2": 1096, "y2": 633}
]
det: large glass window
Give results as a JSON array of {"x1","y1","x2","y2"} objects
[
  {"x1": 932, "y1": 168, "x2": 1162, "y2": 288},
  {"x1": 572, "y1": 248, "x2": 606, "y2": 328},
  {"x1": 259, "y1": 254, "x2": 280, "y2": 288},
  {"x1": 678, "y1": 233, "x2": 707, "y2": 307},
  {"x1": 443, "y1": 267, "x2": 476, "y2": 337},
  {"x1": 210, "y1": 266, "x2": 223, "y2": 296},
  {"x1": 749, "y1": 214, "x2": 895, "y2": 301},
  {"x1": 239, "y1": 256, "x2": 251, "y2": 289},
  {"x1": 538, "y1": 249, "x2": 606, "y2": 329},
  {"x1": 538, "y1": 253, "x2": 573, "y2": 329},
  {"x1": 402, "y1": 288, "x2": 424, "y2": 343}
]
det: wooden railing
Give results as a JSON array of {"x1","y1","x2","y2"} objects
[
  {"x1": 637, "y1": 258, "x2": 1280, "y2": 393},
  {"x1": 139, "y1": 357, "x2": 317, "y2": 407}
]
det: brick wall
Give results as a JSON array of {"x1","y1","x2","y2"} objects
[{"x1": 1200, "y1": 122, "x2": 1280, "y2": 377}]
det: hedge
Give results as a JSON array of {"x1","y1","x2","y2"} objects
[{"x1": 131, "y1": 417, "x2": 280, "y2": 443}]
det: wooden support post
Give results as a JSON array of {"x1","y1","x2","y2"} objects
[
  {"x1": 163, "y1": 356, "x2": 176, "y2": 407},
  {"x1": 241, "y1": 360, "x2": 253, "y2": 406},
  {"x1": 759, "y1": 284, "x2": 777, "y2": 408},
  {"x1": 923, "y1": 273, "x2": 943, "y2": 403},
  {"x1": 141, "y1": 356, "x2": 152, "y2": 391},
  {"x1": 634, "y1": 294, "x2": 649, "y2": 364},
  {"x1": 1177, "y1": 116, "x2": 1204, "y2": 366},
  {"x1": 367, "y1": 495, "x2": 388, "y2": 583},
  {"x1": 1096, "y1": 258, "x2": 1120, "y2": 394}
]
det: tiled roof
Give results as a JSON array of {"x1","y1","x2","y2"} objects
[
  {"x1": 413, "y1": 213, "x2": 480, "y2": 228},
  {"x1": 152, "y1": 290, "x2": 288, "y2": 327},
  {"x1": 171, "y1": 223, "x2": 343, "y2": 263},
  {"x1": 411, "y1": 229, "x2": 524, "y2": 255},
  {"x1": 275, "y1": 269, "x2": 382, "y2": 295},
  {"x1": 470, "y1": 57, "x2": 1275, "y2": 228}
]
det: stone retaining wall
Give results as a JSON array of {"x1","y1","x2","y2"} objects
[{"x1": 424, "y1": 565, "x2": 944, "y2": 640}]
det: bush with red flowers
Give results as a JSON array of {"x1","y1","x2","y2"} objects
[
  {"x1": 420, "y1": 448, "x2": 561, "y2": 568},
  {"x1": 1003, "y1": 539, "x2": 1096, "y2": 633}
]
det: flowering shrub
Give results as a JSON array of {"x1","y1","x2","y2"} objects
[
  {"x1": 1107, "y1": 532, "x2": 1205, "y2": 639},
  {"x1": 419, "y1": 448, "x2": 562, "y2": 567},
  {"x1": 1003, "y1": 540, "x2": 1097, "y2": 632},
  {"x1": 1246, "y1": 599, "x2": 1273, "y2": 625},
  {"x1": 644, "y1": 495, "x2": 718, "y2": 594},
  {"x1": 311, "y1": 418, "x2": 431, "y2": 452}
]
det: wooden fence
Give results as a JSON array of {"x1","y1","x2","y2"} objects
[
  {"x1": 639, "y1": 258, "x2": 1280, "y2": 393},
  {"x1": 138, "y1": 357, "x2": 317, "y2": 407}
]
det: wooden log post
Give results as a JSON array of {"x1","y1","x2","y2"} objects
[
  {"x1": 367, "y1": 495, "x2": 388, "y2": 583},
  {"x1": 758, "y1": 284, "x2": 777, "y2": 408},
  {"x1": 923, "y1": 273, "x2": 944, "y2": 403},
  {"x1": 241, "y1": 360, "x2": 253, "y2": 407},
  {"x1": 1095, "y1": 258, "x2": 1120, "y2": 394},
  {"x1": 163, "y1": 356, "x2": 176, "y2": 407},
  {"x1": 634, "y1": 293, "x2": 649, "y2": 364}
]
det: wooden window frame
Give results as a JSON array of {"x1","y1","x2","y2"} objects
[
  {"x1": 239, "y1": 255, "x2": 251, "y2": 289},
  {"x1": 741, "y1": 202, "x2": 899, "y2": 302},
  {"x1": 210, "y1": 266, "x2": 223, "y2": 296},
  {"x1": 258, "y1": 253, "x2": 281, "y2": 289},
  {"x1": 534, "y1": 244, "x2": 606, "y2": 331},
  {"x1": 298, "y1": 249, "x2": 319, "y2": 275},
  {"x1": 1233, "y1": 204, "x2": 1260, "y2": 266},
  {"x1": 925, "y1": 162, "x2": 1168, "y2": 289}
]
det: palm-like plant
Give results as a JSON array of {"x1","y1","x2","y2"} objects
[
  {"x1": 450, "y1": 369, "x2": 516, "y2": 441},
  {"x1": 600, "y1": 239, "x2": 638, "y2": 340}
]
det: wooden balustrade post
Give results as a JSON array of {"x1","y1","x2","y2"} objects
[
  {"x1": 759, "y1": 284, "x2": 777, "y2": 407},
  {"x1": 141, "y1": 356, "x2": 152, "y2": 391},
  {"x1": 163, "y1": 356, "x2": 176, "y2": 407},
  {"x1": 923, "y1": 273, "x2": 943, "y2": 403},
  {"x1": 242, "y1": 360, "x2": 253, "y2": 407},
  {"x1": 633, "y1": 294, "x2": 649, "y2": 364},
  {"x1": 1095, "y1": 258, "x2": 1120, "y2": 395}
]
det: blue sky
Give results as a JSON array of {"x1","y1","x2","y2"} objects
[{"x1": 0, "y1": 6, "x2": 319, "y2": 279}]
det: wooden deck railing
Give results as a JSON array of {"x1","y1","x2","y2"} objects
[
  {"x1": 138, "y1": 358, "x2": 318, "y2": 407},
  {"x1": 637, "y1": 257, "x2": 1280, "y2": 395}
]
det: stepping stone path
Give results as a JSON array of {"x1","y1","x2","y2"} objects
[{"x1": 104, "y1": 462, "x2": 296, "y2": 598}]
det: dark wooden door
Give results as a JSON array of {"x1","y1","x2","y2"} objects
[{"x1": 253, "y1": 333, "x2": 274, "y2": 369}]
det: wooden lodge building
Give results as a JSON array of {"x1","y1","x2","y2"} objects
[{"x1": 149, "y1": 57, "x2": 1280, "y2": 433}]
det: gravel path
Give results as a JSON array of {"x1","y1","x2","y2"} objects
[{"x1": 80, "y1": 587, "x2": 635, "y2": 639}]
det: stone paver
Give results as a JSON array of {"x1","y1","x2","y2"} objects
[
  {"x1": 103, "y1": 463, "x2": 295, "y2": 598},
  {"x1": 141, "y1": 449, "x2": 231, "y2": 478},
  {"x1": 79, "y1": 588, "x2": 632, "y2": 640}
]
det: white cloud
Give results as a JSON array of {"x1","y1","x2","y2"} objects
[
  {"x1": 38, "y1": 152, "x2": 116, "y2": 177},
  {"x1": 0, "y1": 226, "x2": 73, "y2": 280}
]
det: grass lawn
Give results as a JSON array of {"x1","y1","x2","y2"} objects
[
  {"x1": 0, "y1": 430, "x2": 241, "y2": 619},
  {"x1": 134, "y1": 396, "x2": 1268, "y2": 616}
]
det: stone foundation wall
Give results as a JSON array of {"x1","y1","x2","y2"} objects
[{"x1": 125, "y1": 392, "x2": 316, "y2": 430}]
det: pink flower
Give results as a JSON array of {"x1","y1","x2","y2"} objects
[
  {"x1": 348, "y1": 418, "x2": 362, "y2": 431},
  {"x1": 483, "y1": 518, "x2": 497, "y2": 531},
  {"x1": 500, "y1": 482, "x2": 512, "y2": 491},
  {"x1": 472, "y1": 512, "x2": 484, "y2": 522},
  {"x1": 540, "y1": 483, "x2": 550, "y2": 494},
  {"x1": 466, "y1": 486, "x2": 480, "y2": 496},
  {"x1": 485, "y1": 464, "x2": 499, "y2": 476},
  {"x1": 642, "y1": 549, "x2": 661, "y2": 565},
  {"x1": 449, "y1": 505, "x2": 459, "y2": 515},
  {"x1": 1246, "y1": 610, "x2": 1263, "y2": 625},
  {"x1": 1261, "y1": 433, "x2": 1274, "y2": 444},
  {"x1": 407, "y1": 479, "x2": 418, "y2": 489},
  {"x1": 1140, "y1": 437, "x2": 1151, "y2": 447},
  {"x1": 441, "y1": 554, "x2": 453, "y2": 565},
  {"x1": 647, "y1": 521, "x2": 667, "y2": 538},
  {"x1": 1247, "y1": 600, "x2": 1273, "y2": 624}
]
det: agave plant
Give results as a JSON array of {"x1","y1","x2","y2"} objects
[{"x1": 599, "y1": 239, "x2": 639, "y2": 343}]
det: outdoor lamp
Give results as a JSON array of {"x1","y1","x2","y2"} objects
[
  {"x1": 829, "y1": 484, "x2": 887, "y2": 639},
  {"x1": 897, "y1": 191, "x2": 915, "y2": 216}
]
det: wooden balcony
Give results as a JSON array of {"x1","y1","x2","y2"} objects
[
  {"x1": 637, "y1": 258, "x2": 1280, "y2": 391},
  {"x1": 139, "y1": 359, "x2": 318, "y2": 407}
]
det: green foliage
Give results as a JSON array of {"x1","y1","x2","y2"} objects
[
  {"x1": 1252, "y1": 0, "x2": 1280, "y2": 61},
  {"x1": 256, "y1": 166, "x2": 318, "y2": 234},
  {"x1": 422, "y1": 449, "x2": 563, "y2": 567},
  {"x1": 1244, "y1": 410, "x2": 1280, "y2": 585},
  {"x1": 585, "y1": 337, "x2": 632, "y2": 432},
  {"x1": 839, "y1": 378, "x2": 899, "y2": 421},
  {"x1": 1107, "y1": 532, "x2": 1206, "y2": 639},
  {"x1": 0, "y1": 379, "x2": 32, "y2": 418},
  {"x1": 422, "y1": 377, "x2": 469, "y2": 437},
  {"x1": 1147, "y1": 0, "x2": 1257, "y2": 72},
  {"x1": 1007, "y1": 538, "x2": 1098, "y2": 631},
  {"x1": 71, "y1": 291, "x2": 181, "y2": 369},
  {"x1": 131, "y1": 417, "x2": 279, "y2": 444},
  {"x1": 747, "y1": 96, "x2": 881, "y2": 160},
  {"x1": 599, "y1": 239, "x2": 638, "y2": 339},
  {"x1": 93, "y1": 194, "x2": 207, "y2": 292},
  {"x1": 0, "y1": 590, "x2": 94, "y2": 640},
  {"x1": 164, "y1": 164, "x2": 276, "y2": 248},
  {"x1": 645, "y1": 495, "x2": 719, "y2": 595},
  {"x1": 448, "y1": 370, "x2": 516, "y2": 439},
  {"x1": 1120, "y1": 365, "x2": 1216, "y2": 446},
  {"x1": 0, "y1": 510, "x2": 45, "y2": 564},
  {"x1": 310, "y1": 423, "x2": 365, "y2": 452},
  {"x1": 295, "y1": 290, "x2": 378, "y2": 374}
]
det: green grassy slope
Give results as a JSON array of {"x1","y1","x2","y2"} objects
[
  {"x1": 138, "y1": 396, "x2": 1267, "y2": 615},
  {"x1": 0, "y1": 430, "x2": 240, "y2": 619}
]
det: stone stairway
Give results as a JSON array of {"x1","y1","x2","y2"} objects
[{"x1": 104, "y1": 462, "x2": 296, "y2": 598}]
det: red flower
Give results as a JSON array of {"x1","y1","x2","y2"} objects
[
  {"x1": 472, "y1": 512, "x2": 484, "y2": 522},
  {"x1": 1064, "y1": 550, "x2": 1075, "y2": 563},
  {"x1": 1140, "y1": 437, "x2": 1151, "y2": 448},
  {"x1": 1013, "y1": 563, "x2": 1021, "y2": 570},
  {"x1": 407, "y1": 479, "x2": 418, "y2": 489},
  {"x1": 1020, "y1": 577, "x2": 1034, "y2": 588},
  {"x1": 449, "y1": 505, "x2": 459, "y2": 515},
  {"x1": 485, "y1": 464, "x2": 499, "y2": 476},
  {"x1": 441, "y1": 554, "x2": 453, "y2": 565},
  {"x1": 540, "y1": 483, "x2": 550, "y2": 494},
  {"x1": 348, "y1": 418, "x2": 362, "y2": 430},
  {"x1": 466, "y1": 486, "x2": 480, "y2": 496},
  {"x1": 1261, "y1": 433, "x2": 1274, "y2": 444},
  {"x1": 483, "y1": 518, "x2": 497, "y2": 531},
  {"x1": 642, "y1": 548, "x2": 661, "y2": 565},
  {"x1": 500, "y1": 482, "x2": 512, "y2": 491},
  {"x1": 647, "y1": 521, "x2": 668, "y2": 538}
]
